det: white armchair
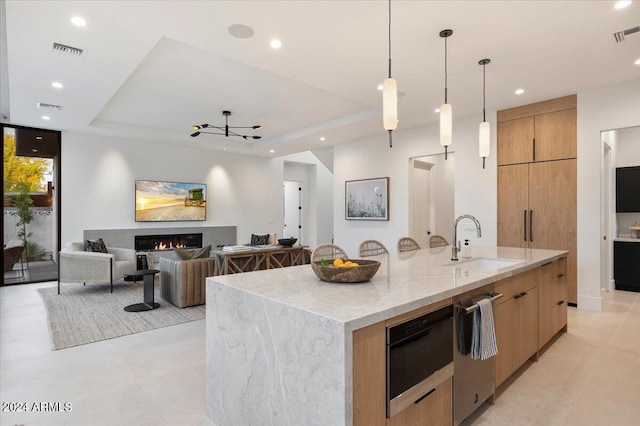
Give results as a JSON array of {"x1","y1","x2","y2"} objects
[{"x1": 58, "y1": 242, "x2": 136, "y2": 294}]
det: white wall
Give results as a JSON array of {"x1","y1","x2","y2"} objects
[
  {"x1": 333, "y1": 113, "x2": 497, "y2": 257},
  {"x1": 577, "y1": 78, "x2": 640, "y2": 311},
  {"x1": 61, "y1": 132, "x2": 283, "y2": 245},
  {"x1": 615, "y1": 126, "x2": 640, "y2": 167}
]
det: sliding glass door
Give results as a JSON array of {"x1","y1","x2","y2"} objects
[{"x1": 3, "y1": 124, "x2": 61, "y2": 285}]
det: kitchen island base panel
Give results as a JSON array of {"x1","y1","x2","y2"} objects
[{"x1": 206, "y1": 283, "x2": 350, "y2": 426}]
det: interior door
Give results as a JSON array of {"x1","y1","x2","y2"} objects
[
  {"x1": 497, "y1": 164, "x2": 529, "y2": 248},
  {"x1": 283, "y1": 181, "x2": 301, "y2": 242},
  {"x1": 409, "y1": 159, "x2": 431, "y2": 249},
  {"x1": 529, "y1": 159, "x2": 577, "y2": 303}
]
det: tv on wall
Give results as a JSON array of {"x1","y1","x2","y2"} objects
[{"x1": 135, "y1": 180, "x2": 206, "y2": 222}]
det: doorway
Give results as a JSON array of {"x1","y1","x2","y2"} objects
[
  {"x1": 408, "y1": 153, "x2": 455, "y2": 248},
  {"x1": 3, "y1": 124, "x2": 61, "y2": 285},
  {"x1": 601, "y1": 141, "x2": 612, "y2": 291}
]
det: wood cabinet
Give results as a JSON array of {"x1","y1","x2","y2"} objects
[
  {"x1": 494, "y1": 268, "x2": 539, "y2": 387},
  {"x1": 497, "y1": 95, "x2": 577, "y2": 304},
  {"x1": 353, "y1": 299, "x2": 453, "y2": 426},
  {"x1": 614, "y1": 241, "x2": 640, "y2": 292},
  {"x1": 386, "y1": 378, "x2": 452, "y2": 426},
  {"x1": 497, "y1": 95, "x2": 576, "y2": 165},
  {"x1": 539, "y1": 258, "x2": 568, "y2": 348}
]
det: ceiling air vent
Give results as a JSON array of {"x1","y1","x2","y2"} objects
[
  {"x1": 613, "y1": 25, "x2": 640, "y2": 43},
  {"x1": 52, "y1": 42, "x2": 85, "y2": 56},
  {"x1": 37, "y1": 102, "x2": 62, "y2": 111}
]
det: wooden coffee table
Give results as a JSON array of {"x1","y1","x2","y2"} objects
[{"x1": 123, "y1": 269, "x2": 160, "y2": 312}]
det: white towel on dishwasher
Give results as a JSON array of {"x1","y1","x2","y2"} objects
[{"x1": 471, "y1": 298, "x2": 499, "y2": 360}]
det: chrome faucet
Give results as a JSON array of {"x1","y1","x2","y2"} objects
[{"x1": 452, "y1": 215, "x2": 482, "y2": 261}]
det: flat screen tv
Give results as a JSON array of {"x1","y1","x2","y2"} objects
[{"x1": 135, "y1": 180, "x2": 206, "y2": 222}]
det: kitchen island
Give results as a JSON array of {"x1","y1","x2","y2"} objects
[{"x1": 206, "y1": 246, "x2": 567, "y2": 425}]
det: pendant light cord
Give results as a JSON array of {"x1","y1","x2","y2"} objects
[
  {"x1": 482, "y1": 63, "x2": 486, "y2": 122},
  {"x1": 444, "y1": 36, "x2": 448, "y2": 103},
  {"x1": 388, "y1": 0, "x2": 392, "y2": 78}
]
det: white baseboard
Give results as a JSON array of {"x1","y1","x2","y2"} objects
[{"x1": 577, "y1": 294, "x2": 603, "y2": 312}]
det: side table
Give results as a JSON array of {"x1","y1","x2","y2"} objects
[{"x1": 123, "y1": 269, "x2": 160, "y2": 312}]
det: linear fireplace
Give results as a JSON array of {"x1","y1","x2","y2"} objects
[{"x1": 135, "y1": 233, "x2": 203, "y2": 252}]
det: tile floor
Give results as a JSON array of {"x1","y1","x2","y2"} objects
[{"x1": 1, "y1": 282, "x2": 638, "y2": 425}]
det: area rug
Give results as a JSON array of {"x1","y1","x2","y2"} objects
[{"x1": 38, "y1": 282, "x2": 205, "y2": 350}]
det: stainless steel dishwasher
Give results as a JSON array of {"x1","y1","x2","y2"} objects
[{"x1": 453, "y1": 284, "x2": 502, "y2": 425}]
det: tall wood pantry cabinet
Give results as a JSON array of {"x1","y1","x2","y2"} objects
[{"x1": 497, "y1": 95, "x2": 577, "y2": 304}]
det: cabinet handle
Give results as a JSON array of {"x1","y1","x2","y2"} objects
[
  {"x1": 557, "y1": 300, "x2": 565, "y2": 306},
  {"x1": 529, "y1": 210, "x2": 533, "y2": 242},
  {"x1": 414, "y1": 388, "x2": 436, "y2": 404},
  {"x1": 533, "y1": 138, "x2": 536, "y2": 162},
  {"x1": 557, "y1": 273, "x2": 565, "y2": 278},
  {"x1": 524, "y1": 210, "x2": 528, "y2": 242}
]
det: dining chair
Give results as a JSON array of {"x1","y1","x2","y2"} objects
[
  {"x1": 358, "y1": 240, "x2": 389, "y2": 257},
  {"x1": 397, "y1": 237, "x2": 421, "y2": 253}
]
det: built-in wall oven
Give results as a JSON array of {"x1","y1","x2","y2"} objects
[{"x1": 386, "y1": 304, "x2": 453, "y2": 418}]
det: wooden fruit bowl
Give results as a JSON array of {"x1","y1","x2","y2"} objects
[{"x1": 311, "y1": 259, "x2": 381, "y2": 283}]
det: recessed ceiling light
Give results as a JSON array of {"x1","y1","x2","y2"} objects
[
  {"x1": 320, "y1": 137, "x2": 326, "y2": 141},
  {"x1": 377, "y1": 84, "x2": 383, "y2": 91},
  {"x1": 71, "y1": 16, "x2": 87, "y2": 27},
  {"x1": 42, "y1": 115, "x2": 51, "y2": 120},
  {"x1": 270, "y1": 39, "x2": 282, "y2": 49},
  {"x1": 51, "y1": 81, "x2": 63, "y2": 89},
  {"x1": 32, "y1": 149, "x2": 38, "y2": 153},
  {"x1": 223, "y1": 148, "x2": 227, "y2": 151},
  {"x1": 515, "y1": 88, "x2": 525, "y2": 95},
  {"x1": 269, "y1": 149, "x2": 275, "y2": 153},
  {"x1": 614, "y1": 1, "x2": 632, "y2": 9},
  {"x1": 434, "y1": 108, "x2": 440, "y2": 113},
  {"x1": 635, "y1": 58, "x2": 640, "y2": 65},
  {"x1": 36, "y1": 136, "x2": 43, "y2": 140}
]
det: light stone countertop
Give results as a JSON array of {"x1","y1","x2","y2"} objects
[
  {"x1": 206, "y1": 245, "x2": 567, "y2": 333},
  {"x1": 206, "y1": 245, "x2": 567, "y2": 425},
  {"x1": 614, "y1": 237, "x2": 640, "y2": 243}
]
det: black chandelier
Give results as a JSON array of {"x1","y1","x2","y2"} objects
[{"x1": 191, "y1": 111, "x2": 262, "y2": 140}]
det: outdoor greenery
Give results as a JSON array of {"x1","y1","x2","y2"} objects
[
  {"x1": 3, "y1": 133, "x2": 49, "y2": 192},
  {"x1": 14, "y1": 185, "x2": 34, "y2": 246},
  {"x1": 24, "y1": 241, "x2": 48, "y2": 262}
]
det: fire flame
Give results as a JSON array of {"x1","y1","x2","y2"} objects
[{"x1": 153, "y1": 242, "x2": 187, "y2": 251}]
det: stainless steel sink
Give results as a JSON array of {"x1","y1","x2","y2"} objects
[{"x1": 445, "y1": 257, "x2": 522, "y2": 271}]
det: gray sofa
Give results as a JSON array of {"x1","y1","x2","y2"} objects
[{"x1": 159, "y1": 256, "x2": 220, "y2": 308}]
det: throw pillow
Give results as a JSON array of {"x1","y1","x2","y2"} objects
[
  {"x1": 250, "y1": 234, "x2": 269, "y2": 246},
  {"x1": 85, "y1": 238, "x2": 108, "y2": 253},
  {"x1": 193, "y1": 245, "x2": 212, "y2": 259},
  {"x1": 175, "y1": 248, "x2": 195, "y2": 260}
]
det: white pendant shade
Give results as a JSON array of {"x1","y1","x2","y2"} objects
[
  {"x1": 479, "y1": 121, "x2": 490, "y2": 157},
  {"x1": 383, "y1": 78, "x2": 398, "y2": 131},
  {"x1": 439, "y1": 103, "x2": 452, "y2": 147}
]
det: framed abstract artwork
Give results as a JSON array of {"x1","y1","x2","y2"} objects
[{"x1": 345, "y1": 177, "x2": 389, "y2": 220}]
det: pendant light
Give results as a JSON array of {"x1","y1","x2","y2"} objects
[
  {"x1": 382, "y1": 0, "x2": 397, "y2": 148},
  {"x1": 478, "y1": 59, "x2": 491, "y2": 169},
  {"x1": 439, "y1": 29, "x2": 453, "y2": 160}
]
